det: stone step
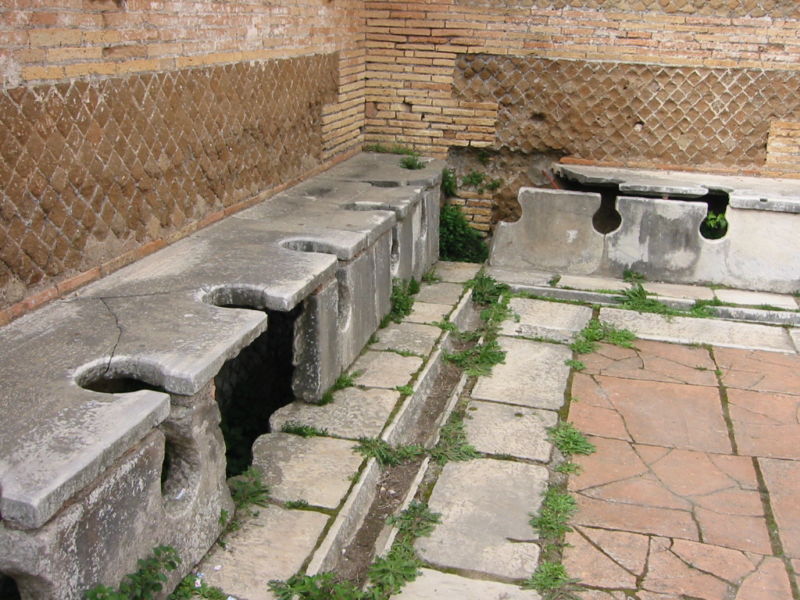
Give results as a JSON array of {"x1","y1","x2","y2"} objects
[{"x1": 500, "y1": 296, "x2": 593, "y2": 342}]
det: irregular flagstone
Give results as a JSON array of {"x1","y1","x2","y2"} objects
[
  {"x1": 642, "y1": 537, "x2": 735, "y2": 599},
  {"x1": 758, "y1": 458, "x2": 800, "y2": 559},
  {"x1": 735, "y1": 557, "x2": 794, "y2": 600},
  {"x1": 415, "y1": 282, "x2": 464, "y2": 305},
  {"x1": 199, "y1": 506, "x2": 329, "y2": 600},
  {"x1": 393, "y1": 569, "x2": 541, "y2": 599},
  {"x1": 714, "y1": 347, "x2": 800, "y2": 396},
  {"x1": 351, "y1": 350, "x2": 422, "y2": 389},
  {"x1": 252, "y1": 433, "x2": 363, "y2": 509},
  {"x1": 463, "y1": 400, "x2": 557, "y2": 462},
  {"x1": 581, "y1": 526, "x2": 650, "y2": 575},
  {"x1": 562, "y1": 530, "x2": 639, "y2": 589},
  {"x1": 727, "y1": 388, "x2": 800, "y2": 459},
  {"x1": 669, "y1": 538, "x2": 758, "y2": 583},
  {"x1": 370, "y1": 322, "x2": 441, "y2": 356},
  {"x1": 499, "y1": 297, "x2": 592, "y2": 342},
  {"x1": 599, "y1": 308, "x2": 795, "y2": 353},
  {"x1": 433, "y1": 261, "x2": 482, "y2": 283},
  {"x1": 406, "y1": 301, "x2": 452, "y2": 324},
  {"x1": 472, "y1": 336, "x2": 571, "y2": 410},
  {"x1": 268, "y1": 388, "x2": 399, "y2": 439},
  {"x1": 416, "y1": 459, "x2": 547, "y2": 580},
  {"x1": 715, "y1": 289, "x2": 799, "y2": 310},
  {"x1": 570, "y1": 373, "x2": 731, "y2": 453},
  {"x1": 581, "y1": 340, "x2": 718, "y2": 386}
]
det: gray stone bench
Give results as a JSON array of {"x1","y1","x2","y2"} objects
[
  {"x1": 491, "y1": 165, "x2": 800, "y2": 293},
  {"x1": 0, "y1": 153, "x2": 443, "y2": 599}
]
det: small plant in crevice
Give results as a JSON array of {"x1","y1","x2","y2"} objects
[
  {"x1": 218, "y1": 466, "x2": 270, "y2": 546},
  {"x1": 548, "y1": 422, "x2": 596, "y2": 458},
  {"x1": 622, "y1": 268, "x2": 646, "y2": 284},
  {"x1": 399, "y1": 154, "x2": 425, "y2": 170},
  {"x1": 367, "y1": 541, "x2": 421, "y2": 596},
  {"x1": 169, "y1": 573, "x2": 227, "y2": 600},
  {"x1": 466, "y1": 271, "x2": 510, "y2": 306},
  {"x1": 523, "y1": 561, "x2": 582, "y2": 599},
  {"x1": 430, "y1": 410, "x2": 479, "y2": 465},
  {"x1": 421, "y1": 267, "x2": 441, "y2": 283},
  {"x1": 439, "y1": 204, "x2": 489, "y2": 263},
  {"x1": 618, "y1": 282, "x2": 674, "y2": 316},
  {"x1": 441, "y1": 168, "x2": 457, "y2": 198},
  {"x1": 355, "y1": 438, "x2": 426, "y2": 467},
  {"x1": 548, "y1": 274, "x2": 562, "y2": 287},
  {"x1": 570, "y1": 318, "x2": 636, "y2": 355},
  {"x1": 386, "y1": 501, "x2": 441, "y2": 538},
  {"x1": 281, "y1": 422, "x2": 329, "y2": 438},
  {"x1": 459, "y1": 169, "x2": 503, "y2": 195},
  {"x1": 269, "y1": 572, "x2": 365, "y2": 600},
  {"x1": 284, "y1": 499, "x2": 310, "y2": 509},
  {"x1": 394, "y1": 384, "x2": 414, "y2": 396},
  {"x1": 364, "y1": 143, "x2": 418, "y2": 156},
  {"x1": 86, "y1": 545, "x2": 181, "y2": 600},
  {"x1": 383, "y1": 278, "x2": 420, "y2": 327},
  {"x1": 321, "y1": 369, "x2": 363, "y2": 404},
  {"x1": 701, "y1": 210, "x2": 728, "y2": 240},
  {"x1": 564, "y1": 358, "x2": 586, "y2": 371},
  {"x1": 444, "y1": 339, "x2": 505, "y2": 376},
  {"x1": 530, "y1": 487, "x2": 578, "y2": 540}
]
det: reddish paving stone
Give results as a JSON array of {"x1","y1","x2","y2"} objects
[
  {"x1": 735, "y1": 557, "x2": 794, "y2": 600},
  {"x1": 759, "y1": 458, "x2": 800, "y2": 559},
  {"x1": 669, "y1": 538, "x2": 758, "y2": 583},
  {"x1": 571, "y1": 374, "x2": 731, "y2": 452},
  {"x1": 643, "y1": 537, "x2": 739, "y2": 598},
  {"x1": 577, "y1": 526, "x2": 649, "y2": 575},
  {"x1": 715, "y1": 347, "x2": 800, "y2": 396},
  {"x1": 582, "y1": 340, "x2": 717, "y2": 386},
  {"x1": 728, "y1": 388, "x2": 800, "y2": 459},
  {"x1": 573, "y1": 495, "x2": 699, "y2": 541},
  {"x1": 563, "y1": 530, "x2": 637, "y2": 589}
]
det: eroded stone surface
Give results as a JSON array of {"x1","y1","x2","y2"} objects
[
  {"x1": 252, "y1": 433, "x2": 363, "y2": 509},
  {"x1": 416, "y1": 459, "x2": 547, "y2": 580},
  {"x1": 370, "y1": 322, "x2": 440, "y2": 356},
  {"x1": 351, "y1": 350, "x2": 422, "y2": 389},
  {"x1": 599, "y1": 308, "x2": 794, "y2": 352},
  {"x1": 472, "y1": 336, "x2": 571, "y2": 410},
  {"x1": 464, "y1": 400, "x2": 557, "y2": 461},
  {"x1": 406, "y1": 301, "x2": 452, "y2": 324},
  {"x1": 414, "y1": 282, "x2": 464, "y2": 305},
  {"x1": 395, "y1": 569, "x2": 541, "y2": 599},
  {"x1": 499, "y1": 297, "x2": 592, "y2": 342},
  {"x1": 269, "y1": 388, "x2": 399, "y2": 440},
  {"x1": 200, "y1": 506, "x2": 329, "y2": 600},
  {"x1": 433, "y1": 261, "x2": 482, "y2": 283}
]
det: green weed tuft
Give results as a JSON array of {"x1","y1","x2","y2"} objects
[
  {"x1": 355, "y1": 438, "x2": 426, "y2": 467},
  {"x1": 466, "y1": 272, "x2": 510, "y2": 305},
  {"x1": 444, "y1": 339, "x2": 505, "y2": 376},
  {"x1": 564, "y1": 359, "x2": 586, "y2": 371},
  {"x1": 548, "y1": 422, "x2": 596, "y2": 457},
  {"x1": 439, "y1": 204, "x2": 489, "y2": 263},
  {"x1": 431, "y1": 411, "x2": 479, "y2": 465},
  {"x1": 530, "y1": 487, "x2": 578, "y2": 539},
  {"x1": 399, "y1": 155, "x2": 424, "y2": 170},
  {"x1": 522, "y1": 562, "x2": 581, "y2": 599},
  {"x1": 387, "y1": 501, "x2": 441, "y2": 538},
  {"x1": 269, "y1": 573, "x2": 366, "y2": 600},
  {"x1": 570, "y1": 319, "x2": 636, "y2": 354},
  {"x1": 281, "y1": 422, "x2": 328, "y2": 438},
  {"x1": 441, "y1": 168, "x2": 457, "y2": 197},
  {"x1": 87, "y1": 546, "x2": 180, "y2": 600}
]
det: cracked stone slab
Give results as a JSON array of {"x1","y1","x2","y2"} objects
[
  {"x1": 432, "y1": 261, "x2": 482, "y2": 283},
  {"x1": 471, "y1": 336, "x2": 572, "y2": 410},
  {"x1": 414, "y1": 282, "x2": 464, "y2": 305},
  {"x1": 394, "y1": 569, "x2": 541, "y2": 599},
  {"x1": 464, "y1": 400, "x2": 557, "y2": 462},
  {"x1": 714, "y1": 346, "x2": 800, "y2": 395},
  {"x1": 714, "y1": 289, "x2": 799, "y2": 310},
  {"x1": 758, "y1": 458, "x2": 800, "y2": 559},
  {"x1": 269, "y1": 388, "x2": 399, "y2": 439},
  {"x1": 727, "y1": 388, "x2": 800, "y2": 459},
  {"x1": 351, "y1": 350, "x2": 423, "y2": 389},
  {"x1": 199, "y1": 506, "x2": 329, "y2": 600},
  {"x1": 500, "y1": 297, "x2": 593, "y2": 342},
  {"x1": 416, "y1": 459, "x2": 547, "y2": 580},
  {"x1": 370, "y1": 322, "x2": 441, "y2": 356},
  {"x1": 599, "y1": 307, "x2": 795, "y2": 353},
  {"x1": 406, "y1": 301, "x2": 452, "y2": 324},
  {"x1": 252, "y1": 433, "x2": 363, "y2": 509}
]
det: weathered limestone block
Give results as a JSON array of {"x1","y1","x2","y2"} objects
[{"x1": 490, "y1": 188, "x2": 604, "y2": 274}]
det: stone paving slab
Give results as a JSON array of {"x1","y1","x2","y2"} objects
[
  {"x1": 758, "y1": 457, "x2": 800, "y2": 559},
  {"x1": 464, "y1": 400, "x2": 556, "y2": 462},
  {"x1": 499, "y1": 297, "x2": 593, "y2": 342},
  {"x1": 599, "y1": 307, "x2": 795, "y2": 353},
  {"x1": 485, "y1": 266, "x2": 551, "y2": 287},
  {"x1": 792, "y1": 328, "x2": 800, "y2": 353},
  {"x1": 199, "y1": 506, "x2": 329, "y2": 600},
  {"x1": 268, "y1": 388, "x2": 399, "y2": 440},
  {"x1": 472, "y1": 336, "x2": 571, "y2": 410},
  {"x1": 351, "y1": 350, "x2": 423, "y2": 389},
  {"x1": 371, "y1": 322, "x2": 441, "y2": 356},
  {"x1": 714, "y1": 346, "x2": 800, "y2": 395},
  {"x1": 646, "y1": 281, "x2": 715, "y2": 301},
  {"x1": 394, "y1": 569, "x2": 541, "y2": 599},
  {"x1": 727, "y1": 388, "x2": 800, "y2": 459},
  {"x1": 252, "y1": 433, "x2": 363, "y2": 509},
  {"x1": 715, "y1": 288, "x2": 799, "y2": 310},
  {"x1": 416, "y1": 458, "x2": 548, "y2": 580},
  {"x1": 558, "y1": 274, "x2": 628, "y2": 292},
  {"x1": 433, "y1": 261, "x2": 482, "y2": 283},
  {"x1": 406, "y1": 301, "x2": 452, "y2": 324},
  {"x1": 414, "y1": 282, "x2": 465, "y2": 305}
]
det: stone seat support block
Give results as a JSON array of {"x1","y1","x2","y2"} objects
[{"x1": 0, "y1": 152, "x2": 442, "y2": 599}]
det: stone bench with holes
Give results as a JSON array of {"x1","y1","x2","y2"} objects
[
  {"x1": 0, "y1": 152, "x2": 443, "y2": 600},
  {"x1": 491, "y1": 164, "x2": 800, "y2": 294}
]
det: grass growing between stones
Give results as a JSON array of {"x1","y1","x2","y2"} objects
[
  {"x1": 218, "y1": 466, "x2": 270, "y2": 547},
  {"x1": 87, "y1": 546, "x2": 181, "y2": 600},
  {"x1": 430, "y1": 409, "x2": 479, "y2": 465},
  {"x1": 570, "y1": 318, "x2": 636, "y2": 355},
  {"x1": 523, "y1": 562, "x2": 581, "y2": 599},
  {"x1": 281, "y1": 422, "x2": 329, "y2": 437},
  {"x1": 548, "y1": 422, "x2": 596, "y2": 457},
  {"x1": 382, "y1": 278, "x2": 420, "y2": 327},
  {"x1": 439, "y1": 204, "x2": 489, "y2": 263},
  {"x1": 321, "y1": 369, "x2": 364, "y2": 405},
  {"x1": 355, "y1": 438, "x2": 426, "y2": 467}
]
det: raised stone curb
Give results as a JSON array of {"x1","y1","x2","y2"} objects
[{"x1": 416, "y1": 458, "x2": 548, "y2": 580}]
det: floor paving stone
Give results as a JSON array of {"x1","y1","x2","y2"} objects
[
  {"x1": 758, "y1": 457, "x2": 800, "y2": 559},
  {"x1": 414, "y1": 282, "x2": 464, "y2": 305},
  {"x1": 433, "y1": 261, "x2": 482, "y2": 283},
  {"x1": 563, "y1": 528, "x2": 640, "y2": 589},
  {"x1": 471, "y1": 336, "x2": 571, "y2": 410},
  {"x1": 715, "y1": 346, "x2": 800, "y2": 396},
  {"x1": 416, "y1": 458, "x2": 548, "y2": 580},
  {"x1": 200, "y1": 506, "x2": 329, "y2": 600},
  {"x1": 393, "y1": 569, "x2": 540, "y2": 599},
  {"x1": 581, "y1": 340, "x2": 718, "y2": 386},
  {"x1": 727, "y1": 388, "x2": 800, "y2": 459},
  {"x1": 351, "y1": 350, "x2": 422, "y2": 389},
  {"x1": 370, "y1": 322, "x2": 440, "y2": 356},
  {"x1": 406, "y1": 301, "x2": 452, "y2": 324},
  {"x1": 499, "y1": 297, "x2": 592, "y2": 342},
  {"x1": 464, "y1": 400, "x2": 557, "y2": 462},
  {"x1": 715, "y1": 288, "x2": 799, "y2": 310},
  {"x1": 269, "y1": 387, "x2": 399, "y2": 439},
  {"x1": 558, "y1": 274, "x2": 629, "y2": 292},
  {"x1": 599, "y1": 307, "x2": 795, "y2": 352},
  {"x1": 570, "y1": 373, "x2": 731, "y2": 452},
  {"x1": 252, "y1": 433, "x2": 363, "y2": 509},
  {"x1": 485, "y1": 266, "x2": 551, "y2": 287},
  {"x1": 646, "y1": 281, "x2": 715, "y2": 301}
]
